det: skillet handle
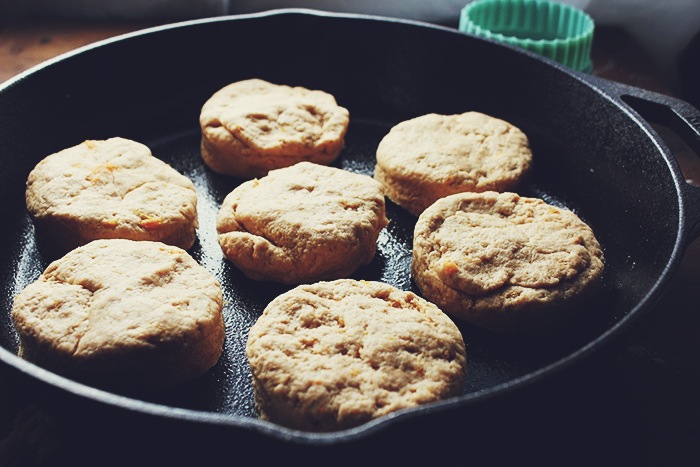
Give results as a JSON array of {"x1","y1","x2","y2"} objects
[{"x1": 589, "y1": 76, "x2": 700, "y2": 242}]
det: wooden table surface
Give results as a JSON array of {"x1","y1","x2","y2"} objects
[{"x1": 1, "y1": 18, "x2": 699, "y2": 467}]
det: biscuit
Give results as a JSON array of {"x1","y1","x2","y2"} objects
[
  {"x1": 374, "y1": 112, "x2": 532, "y2": 216},
  {"x1": 11, "y1": 239, "x2": 225, "y2": 390},
  {"x1": 199, "y1": 78, "x2": 350, "y2": 178},
  {"x1": 245, "y1": 279, "x2": 467, "y2": 431},
  {"x1": 411, "y1": 191, "x2": 605, "y2": 335},
  {"x1": 25, "y1": 137, "x2": 198, "y2": 253},
  {"x1": 216, "y1": 162, "x2": 388, "y2": 284}
]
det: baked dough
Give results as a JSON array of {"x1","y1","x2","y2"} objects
[
  {"x1": 411, "y1": 191, "x2": 605, "y2": 335},
  {"x1": 200, "y1": 78, "x2": 350, "y2": 178},
  {"x1": 25, "y1": 137, "x2": 198, "y2": 253},
  {"x1": 245, "y1": 279, "x2": 467, "y2": 431},
  {"x1": 374, "y1": 112, "x2": 532, "y2": 216},
  {"x1": 216, "y1": 162, "x2": 388, "y2": 284},
  {"x1": 11, "y1": 239, "x2": 225, "y2": 389}
]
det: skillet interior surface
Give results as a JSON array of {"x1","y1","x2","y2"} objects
[{"x1": 0, "y1": 10, "x2": 686, "y2": 440}]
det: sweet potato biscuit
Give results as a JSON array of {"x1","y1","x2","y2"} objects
[
  {"x1": 11, "y1": 239, "x2": 225, "y2": 390},
  {"x1": 200, "y1": 78, "x2": 350, "y2": 178},
  {"x1": 25, "y1": 137, "x2": 198, "y2": 253},
  {"x1": 374, "y1": 112, "x2": 532, "y2": 216},
  {"x1": 412, "y1": 191, "x2": 605, "y2": 335},
  {"x1": 216, "y1": 162, "x2": 388, "y2": 284},
  {"x1": 245, "y1": 279, "x2": 467, "y2": 431}
]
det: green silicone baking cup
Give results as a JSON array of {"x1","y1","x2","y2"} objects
[{"x1": 459, "y1": 0, "x2": 594, "y2": 72}]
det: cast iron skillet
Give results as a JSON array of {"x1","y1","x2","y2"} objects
[{"x1": 1, "y1": 8, "x2": 700, "y2": 457}]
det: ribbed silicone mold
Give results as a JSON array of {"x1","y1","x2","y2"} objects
[{"x1": 459, "y1": 0, "x2": 594, "y2": 72}]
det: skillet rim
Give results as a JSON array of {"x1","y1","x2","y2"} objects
[{"x1": 0, "y1": 8, "x2": 692, "y2": 444}]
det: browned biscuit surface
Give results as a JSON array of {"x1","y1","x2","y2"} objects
[
  {"x1": 375, "y1": 112, "x2": 532, "y2": 216},
  {"x1": 245, "y1": 279, "x2": 467, "y2": 431},
  {"x1": 217, "y1": 162, "x2": 388, "y2": 284},
  {"x1": 25, "y1": 137, "x2": 198, "y2": 253},
  {"x1": 200, "y1": 78, "x2": 349, "y2": 178},
  {"x1": 411, "y1": 191, "x2": 605, "y2": 335},
  {"x1": 11, "y1": 239, "x2": 225, "y2": 389}
]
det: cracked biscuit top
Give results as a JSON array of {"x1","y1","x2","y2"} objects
[
  {"x1": 25, "y1": 137, "x2": 198, "y2": 253},
  {"x1": 216, "y1": 162, "x2": 388, "y2": 284},
  {"x1": 200, "y1": 78, "x2": 350, "y2": 178},
  {"x1": 411, "y1": 191, "x2": 605, "y2": 335},
  {"x1": 11, "y1": 239, "x2": 224, "y2": 389}
]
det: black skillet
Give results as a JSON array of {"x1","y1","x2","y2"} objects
[{"x1": 1, "y1": 8, "x2": 699, "y2": 462}]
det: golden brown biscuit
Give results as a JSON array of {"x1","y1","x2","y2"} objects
[
  {"x1": 25, "y1": 137, "x2": 198, "y2": 253},
  {"x1": 200, "y1": 78, "x2": 350, "y2": 178},
  {"x1": 11, "y1": 239, "x2": 225, "y2": 390},
  {"x1": 245, "y1": 279, "x2": 467, "y2": 431},
  {"x1": 216, "y1": 162, "x2": 388, "y2": 284},
  {"x1": 411, "y1": 191, "x2": 605, "y2": 335},
  {"x1": 374, "y1": 112, "x2": 532, "y2": 216}
]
